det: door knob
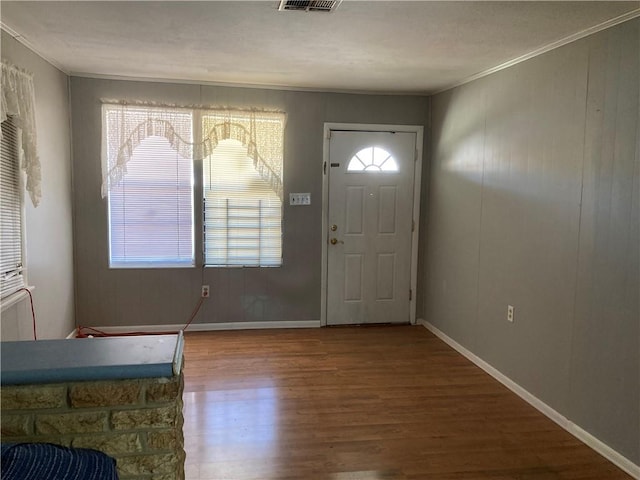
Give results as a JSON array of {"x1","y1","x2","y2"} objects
[{"x1": 330, "y1": 238, "x2": 343, "y2": 245}]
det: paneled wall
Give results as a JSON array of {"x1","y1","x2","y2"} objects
[
  {"x1": 70, "y1": 78, "x2": 429, "y2": 328},
  {"x1": 420, "y1": 19, "x2": 639, "y2": 464},
  {"x1": 1, "y1": 30, "x2": 75, "y2": 340}
]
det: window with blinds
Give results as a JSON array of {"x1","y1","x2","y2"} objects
[
  {"x1": 103, "y1": 104, "x2": 283, "y2": 268},
  {"x1": 105, "y1": 108, "x2": 194, "y2": 268},
  {"x1": 1, "y1": 117, "x2": 25, "y2": 298},
  {"x1": 203, "y1": 139, "x2": 282, "y2": 266}
]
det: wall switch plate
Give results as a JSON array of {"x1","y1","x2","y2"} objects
[
  {"x1": 201, "y1": 285, "x2": 210, "y2": 298},
  {"x1": 289, "y1": 193, "x2": 311, "y2": 205},
  {"x1": 507, "y1": 305, "x2": 514, "y2": 322}
]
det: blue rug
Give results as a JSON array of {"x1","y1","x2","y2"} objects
[{"x1": 1, "y1": 443, "x2": 118, "y2": 480}]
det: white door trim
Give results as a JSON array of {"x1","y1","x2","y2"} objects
[{"x1": 321, "y1": 123, "x2": 424, "y2": 327}]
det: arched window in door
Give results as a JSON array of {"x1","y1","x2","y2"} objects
[{"x1": 347, "y1": 146, "x2": 398, "y2": 172}]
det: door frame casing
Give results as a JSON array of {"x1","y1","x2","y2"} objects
[{"x1": 321, "y1": 123, "x2": 424, "y2": 327}]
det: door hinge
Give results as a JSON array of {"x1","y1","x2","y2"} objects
[
  {"x1": 324, "y1": 161, "x2": 327, "y2": 174},
  {"x1": 409, "y1": 289, "x2": 412, "y2": 301},
  {"x1": 327, "y1": 130, "x2": 332, "y2": 139}
]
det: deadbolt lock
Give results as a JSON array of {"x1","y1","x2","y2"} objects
[{"x1": 330, "y1": 224, "x2": 338, "y2": 231}]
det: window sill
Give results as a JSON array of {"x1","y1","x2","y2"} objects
[{"x1": 1, "y1": 286, "x2": 35, "y2": 313}]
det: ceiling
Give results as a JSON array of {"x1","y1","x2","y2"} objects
[{"x1": 1, "y1": 1, "x2": 638, "y2": 95}]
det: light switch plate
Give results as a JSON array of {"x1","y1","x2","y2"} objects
[{"x1": 289, "y1": 193, "x2": 311, "y2": 205}]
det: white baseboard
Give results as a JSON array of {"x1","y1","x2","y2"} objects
[
  {"x1": 72, "y1": 320, "x2": 321, "y2": 336},
  {"x1": 418, "y1": 319, "x2": 639, "y2": 479},
  {"x1": 569, "y1": 424, "x2": 640, "y2": 479},
  {"x1": 183, "y1": 320, "x2": 321, "y2": 331}
]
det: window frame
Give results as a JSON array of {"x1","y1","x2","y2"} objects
[{"x1": 103, "y1": 105, "x2": 285, "y2": 270}]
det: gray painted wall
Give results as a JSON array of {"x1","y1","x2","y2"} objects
[
  {"x1": 1, "y1": 30, "x2": 75, "y2": 340},
  {"x1": 70, "y1": 77, "x2": 429, "y2": 327},
  {"x1": 420, "y1": 19, "x2": 639, "y2": 464}
]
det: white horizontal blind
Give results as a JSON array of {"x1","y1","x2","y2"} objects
[
  {"x1": 105, "y1": 107, "x2": 194, "y2": 267},
  {"x1": 1, "y1": 117, "x2": 25, "y2": 298},
  {"x1": 203, "y1": 139, "x2": 282, "y2": 266}
]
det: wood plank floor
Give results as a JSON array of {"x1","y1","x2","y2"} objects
[{"x1": 182, "y1": 326, "x2": 632, "y2": 480}]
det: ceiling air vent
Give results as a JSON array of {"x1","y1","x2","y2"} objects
[{"x1": 278, "y1": 0, "x2": 342, "y2": 13}]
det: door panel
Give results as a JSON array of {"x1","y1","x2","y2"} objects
[
  {"x1": 345, "y1": 187, "x2": 365, "y2": 234},
  {"x1": 327, "y1": 130, "x2": 416, "y2": 325},
  {"x1": 378, "y1": 186, "x2": 397, "y2": 233},
  {"x1": 344, "y1": 254, "x2": 363, "y2": 301},
  {"x1": 376, "y1": 253, "x2": 396, "y2": 300}
]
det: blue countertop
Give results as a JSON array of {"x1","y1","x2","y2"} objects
[{"x1": 1, "y1": 332, "x2": 184, "y2": 385}]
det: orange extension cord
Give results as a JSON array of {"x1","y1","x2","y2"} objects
[
  {"x1": 17, "y1": 287, "x2": 37, "y2": 340},
  {"x1": 75, "y1": 296, "x2": 205, "y2": 338}
]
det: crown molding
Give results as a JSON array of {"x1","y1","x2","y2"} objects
[
  {"x1": 434, "y1": 8, "x2": 640, "y2": 95},
  {"x1": 1, "y1": 22, "x2": 69, "y2": 75}
]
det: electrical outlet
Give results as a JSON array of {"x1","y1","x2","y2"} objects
[
  {"x1": 201, "y1": 285, "x2": 210, "y2": 298},
  {"x1": 507, "y1": 305, "x2": 514, "y2": 323}
]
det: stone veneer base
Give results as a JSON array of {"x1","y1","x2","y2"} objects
[{"x1": 1, "y1": 374, "x2": 185, "y2": 480}]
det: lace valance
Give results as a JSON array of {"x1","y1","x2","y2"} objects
[
  {"x1": 1, "y1": 62, "x2": 41, "y2": 207},
  {"x1": 101, "y1": 102, "x2": 285, "y2": 199}
]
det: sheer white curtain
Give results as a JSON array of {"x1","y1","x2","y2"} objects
[
  {"x1": 0, "y1": 62, "x2": 41, "y2": 207},
  {"x1": 101, "y1": 103, "x2": 194, "y2": 198},
  {"x1": 201, "y1": 109, "x2": 284, "y2": 199},
  {"x1": 101, "y1": 102, "x2": 285, "y2": 200}
]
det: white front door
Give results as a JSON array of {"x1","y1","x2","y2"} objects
[{"x1": 326, "y1": 130, "x2": 417, "y2": 325}]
